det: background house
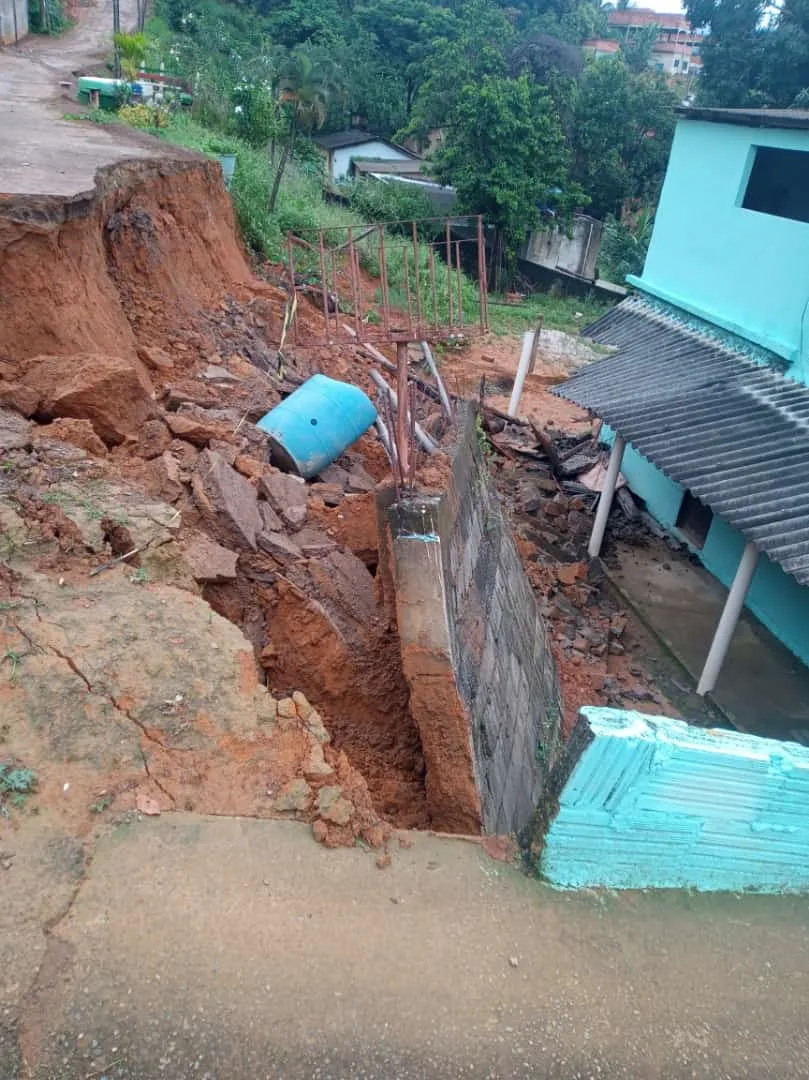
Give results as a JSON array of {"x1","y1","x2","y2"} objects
[
  {"x1": 313, "y1": 130, "x2": 421, "y2": 184},
  {"x1": 584, "y1": 8, "x2": 703, "y2": 79},
  {"x1": 555, "y1": 107, "x2": 809, "y2": 693}
]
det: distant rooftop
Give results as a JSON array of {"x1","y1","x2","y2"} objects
[
  {"x1": 608, "y1": 8, "x2": 691, "y2": 28},
  {"x1": 677, "y1": 107, "x2": 809, "y2": 132},
  {"x1": 352, "y1": 158, "x2": 428, "y2": 177},
  {"x1": 313, "y1": 130, "x2": 418, "y2": 155}
]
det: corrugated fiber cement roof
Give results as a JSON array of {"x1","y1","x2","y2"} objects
[{"x1": 553, "y1": 296, "x2": 809, "y2": 586}]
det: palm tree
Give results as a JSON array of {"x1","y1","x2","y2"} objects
[{"x1": 268, "y1": 50, "x2": 339, "y2": 214}]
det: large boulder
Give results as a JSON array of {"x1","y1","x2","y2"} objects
[
  {"x1": 192, "y1": 449, "x2": 262, "y2": 550},
  {"x1": 23, "y1": 353, "x2": 156, "y2": 446}
]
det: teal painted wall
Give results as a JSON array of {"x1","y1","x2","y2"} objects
[
  {"x1": 541, "y1": 708, "x2": 809, "y2": 892},
  {"x1": 616, "y1": 440, "x2": 809, "y2": 668},
  {"x1": 628, "y1": 119, "x2": 809, "y2": 380}
]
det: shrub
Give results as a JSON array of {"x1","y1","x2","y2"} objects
[{"x1": 119, "y1": 103, "x2": 171, "y2": 129}]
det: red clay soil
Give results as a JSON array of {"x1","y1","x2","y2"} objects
[{"x1": 0, "y1": 153, "x2": 432, "y2": 838}]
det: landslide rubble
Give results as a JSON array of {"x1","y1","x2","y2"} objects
[{"x1": 0, "y1": 155, "x2": 432, "y2": 850}]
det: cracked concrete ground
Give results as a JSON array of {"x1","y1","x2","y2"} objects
[{"x1": 3, "y1": 815, "x2": 809, "y2": 1079}]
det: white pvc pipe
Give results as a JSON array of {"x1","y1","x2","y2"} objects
[
  {"x1": 368, "y1": 369, "x2": 438, "y2": 455},
  {"x1": 696, "y1": 539, "x2": 759, "y2": 696},
  {"x1": 507, "y1": 331, "x2": 535, "y2": 418},
  {"x1": 421, "y1": 341, "x2": 453, "y2": 420},
  {"x1": 587, "y1": 435, "x2": 625, "y2": 559}
]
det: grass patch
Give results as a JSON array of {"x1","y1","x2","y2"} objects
[
  {"x1": 110, "y1": 111, "x2": 616, "y2": 339},
  {"x1": 155, "y1": 114, "x2": 357, "y2": 259},
  {"x1": 487, "y1": 292, "x2": 611, "y2": 337},
  {"x1": 0, "y1": 763, "x2": 37, "y2": 812}
]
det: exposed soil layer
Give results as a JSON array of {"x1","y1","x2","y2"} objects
[{"x1": 0, "y1": 156, "x2": 430, "y2": 841}]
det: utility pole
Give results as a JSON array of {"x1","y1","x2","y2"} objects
[{"x1": 112, "y1": 0, "x2": 121, "y2": 80}]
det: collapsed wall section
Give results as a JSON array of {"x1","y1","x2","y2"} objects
[
  {"x1": 540, "y1": 707, "x2": 809, "y2": 893},
  {"x1": 384, "y1": 410, "x2": 564, "y2": 835}
]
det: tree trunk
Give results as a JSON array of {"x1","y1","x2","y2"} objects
[{"x1": 268, "y1": 128, "x2": 295, "y2": 214}]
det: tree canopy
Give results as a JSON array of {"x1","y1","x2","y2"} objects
[
  {"x1": 151, "y1": 0, "x2": 682, "y2": 279},
  {"x1": 686, "y1": 0, "x2": 809, "y2": 107}
]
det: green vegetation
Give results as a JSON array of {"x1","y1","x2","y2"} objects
[
  {"x1": 114, "y1": 31, "x2": 150, "y2": 80},
  {"x1": 91, "y1": 0, "x2": 666, "y2": 327},
  {"x1": 127, "y1": 0, "x2": 676, "y2": 290},
  {"x1": 28, "y1": 0, "x2": 70, "y2": 34},
  {"x1": 0, "y1": 763, "x2": 37, "y2": 812},
  {"x1": 487, "y1": 292, "x2": 610, "y2": 336},
  {"x1": 598, "y1": 207, "x2": 654, "y2": 286},
  {"x1": 2, "y1": 649, "x2": 23, "y2": 682},
  {"x1": 686, "y1": 0, "x2": 809, "y2": 108},
  {"x1": 431, "y1": 73, "x2": 583, "y2": 291}
]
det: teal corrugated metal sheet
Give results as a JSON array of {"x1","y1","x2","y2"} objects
[{"x1": 542, "y1": 708, "x2": 809, "y2": 892}]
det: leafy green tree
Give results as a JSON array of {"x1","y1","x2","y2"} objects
[
  {"x1": 254, "y1": 0, "x2": 342, "y2": 48},
  {"x1": 508, "y1": 34, "x2": 584, "y2": 80},
  {"x1": 759, "y1": 0, "x2": 809, "y2": 106},
  {"x1": 354, "y1": 0, "x2": 458, "y2": 115},
  {"x1": 399, "y1": 0, "x2": 512, "y2": 147},
  {"x1": 598, "y1": 206, "x2": 654, "y2": 283},
  {"x1": 114, "y1": 31, "x2": 149, "y2": 81},
  {"x1": 620, "y1": 23, "x2": 660, "y2": 73},
  {"x1": 269, "y1": 50, "x2": 338, "y2": 213},
  {"x1": 571, "y1": 58, "x2": 677, "y2": 219},
  {"x1": 431, "y1": 73, "x2": 584, "y2": 289},
  {"x1": 685, "y1": 0, "x2": 768, "y2": 106}
]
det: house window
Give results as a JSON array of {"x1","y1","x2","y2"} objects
[
  {"x1": 742, "y1": 146, "x2": 809, "y2": 224},
  {"x1": 676, "y1": 490, "x2": 713, "y2": 548},
  {"x1": 673, "y1": 57, "x2": 680, "y2": 68},
  {"x1": 682, "y1": 61, "x2": 689, "y2": 72}
]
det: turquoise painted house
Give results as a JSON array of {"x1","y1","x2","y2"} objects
[{"x1": 556, "y1": 106, "x2": 809, "y2": 697}]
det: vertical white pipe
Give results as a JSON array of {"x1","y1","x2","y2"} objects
[
  {"x1": 507, "y1": 331, "x2": 535, "y2": 418},
  {"x1": 587, "y1": 435, "x2": 625, "y2": 559},
  {"x1": 421, "y1": 341, "x2": 453, "y2": 420},
  {"x1": 696, "y1": 539, "x2": 759, "y2": 696}
]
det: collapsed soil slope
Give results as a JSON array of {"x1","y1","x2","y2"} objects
[
  {"x1": 0, "y1": 157, "x2": 252, "y2": 364},
  {"x1": 0, "y1": 153, "x2": 431, "y2": 841}
]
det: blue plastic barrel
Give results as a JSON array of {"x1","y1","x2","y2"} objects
[{"x1": 256, "y1": 374, "x2": 377, "y2": 478}]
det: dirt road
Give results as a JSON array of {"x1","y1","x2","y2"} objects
[
  {"x1": 0, "y1": 0, "x2": 169, "y2": 197},
  {"x1": 7, "y1": 815, "x2": 809, "y2": 1079}
]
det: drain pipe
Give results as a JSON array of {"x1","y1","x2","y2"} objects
[
  {"x1": 696, "y1": 539, "x2": 759, "y2": 696},
  {"x1": 587, "y1": 435, "x2": 625, "y2": 559}
]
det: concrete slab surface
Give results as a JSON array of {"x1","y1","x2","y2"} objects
[
  {"x1": 10, "y1": 815, "x2": 809, "y2": 1078},
  {"x1": 0, "y1": 0, "x2": 179, "y2": 197},
  {"x1": 610, "y1": 540, "x2": 809, "y2": 742}
]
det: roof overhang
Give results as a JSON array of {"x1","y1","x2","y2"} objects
[{"x1": 553, "y1": 296, "x2": 809, "y2": 586}]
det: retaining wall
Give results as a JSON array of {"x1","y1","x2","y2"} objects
[
  {"x1": 540, "y1": 707, "x2": 809, "y2": 893},
  {"x1": 384, "y1": 410, "x2": 563, "y2": 835}
]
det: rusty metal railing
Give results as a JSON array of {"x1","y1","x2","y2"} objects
[{"x1": 285, "y1": 215, "x2": 489, "y2": 347}]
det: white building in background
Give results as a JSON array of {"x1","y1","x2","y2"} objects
[
  {"x1": 584, "y1": 8, "x2": 704, "y2": 79},
  {"x1": 313, "y1": 130, "x2": 421, "y2": 184}
]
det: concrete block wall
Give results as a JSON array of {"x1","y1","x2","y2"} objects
[
  {"x1": 385, "y1": 409, "x2": 563, "y2": 835},
  {"x1": 0, "y1": 0, "x2": 28, "y2": 43},
  {"x1": 541, "y1": 707, "x2": 809, "y2": 893}
]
